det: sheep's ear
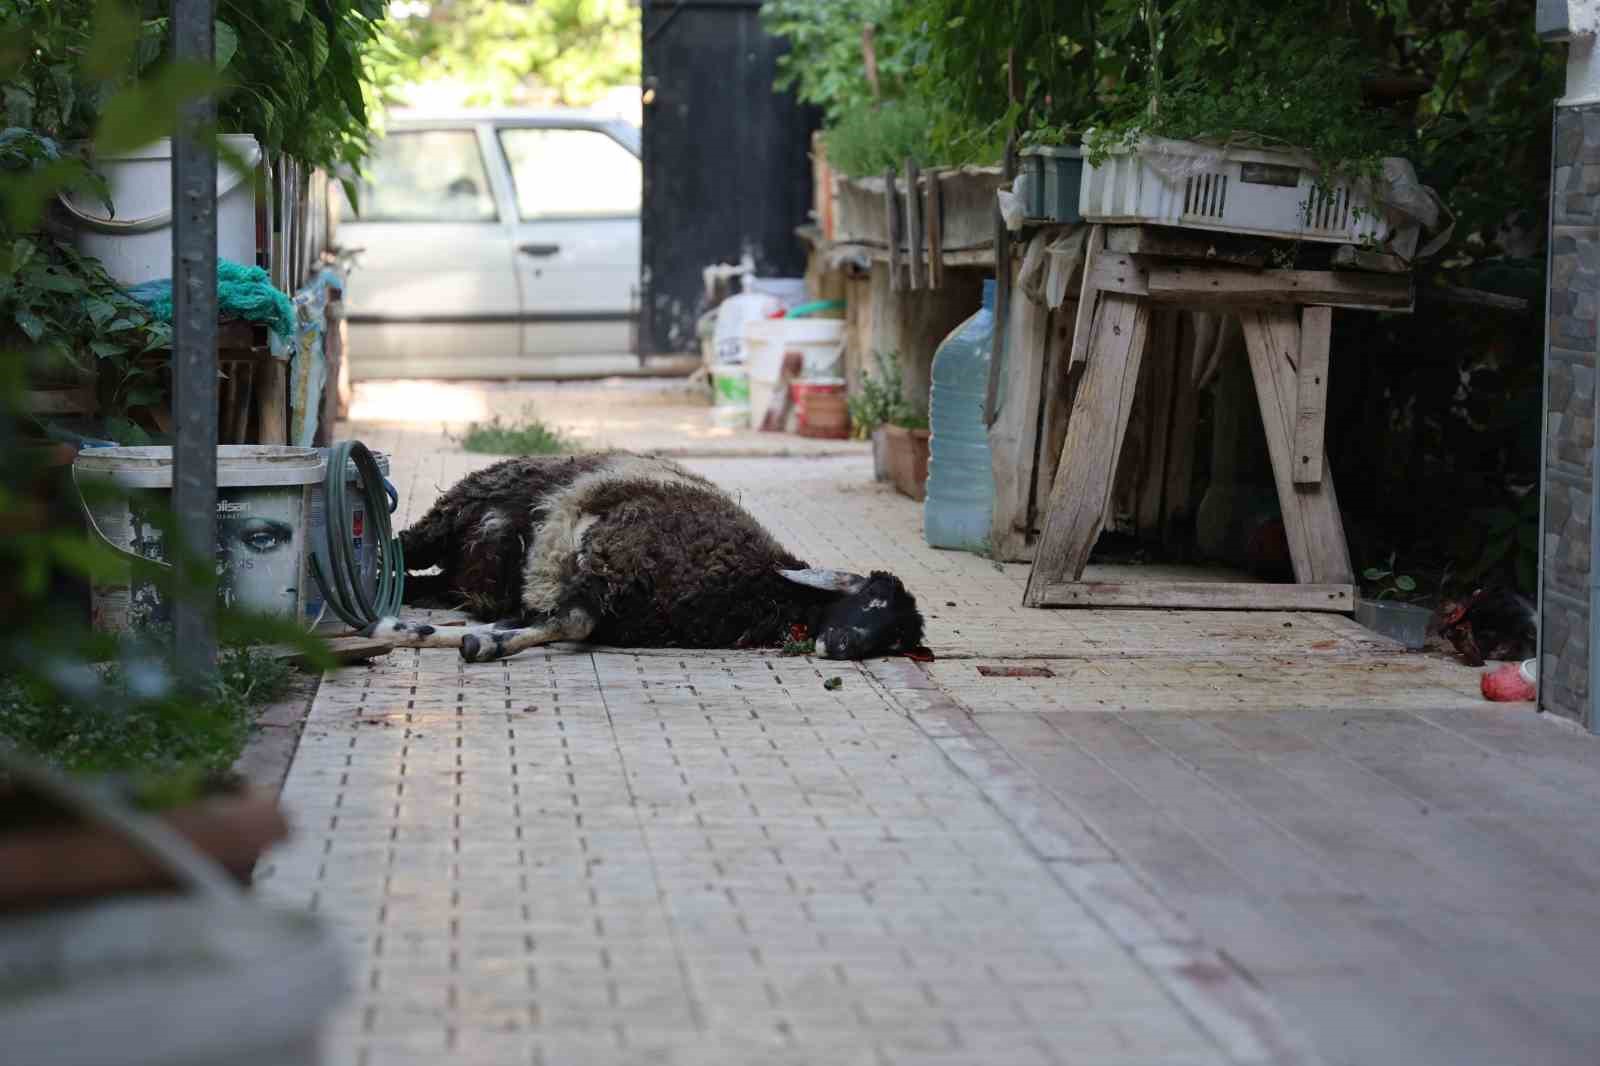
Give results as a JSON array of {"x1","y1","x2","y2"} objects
[{"x1": 778, "y1": 568, "x2": 868, "y2": 595}]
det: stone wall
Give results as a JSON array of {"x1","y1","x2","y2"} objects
[{"x1": 1543, "y1": 103, "x2": 1599, "y2": 728}]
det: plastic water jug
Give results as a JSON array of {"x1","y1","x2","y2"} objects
[{"x1": 924, "y1": 278, "x2": 997, "y2": 550}]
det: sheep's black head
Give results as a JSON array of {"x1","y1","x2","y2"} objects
[{"x1": 779, "y1": 568, "x2": 924, "y2": 660}]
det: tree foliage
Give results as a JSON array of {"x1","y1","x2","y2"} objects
[{"x1": 375, "y1": 0, "x2": 640, "y2": 107}]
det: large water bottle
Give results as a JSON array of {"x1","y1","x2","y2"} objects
[{"x1": 924, "y1": 278, "x2": 997, "y2": 550}]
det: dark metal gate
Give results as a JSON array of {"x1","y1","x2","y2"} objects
[{"x1": 640, "y1": 0, "x2": 818, "y2": 356}]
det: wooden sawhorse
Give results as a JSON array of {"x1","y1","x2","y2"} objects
[{"x1": 1021, "y1": 224, "x2": 1413, "y2": 612}]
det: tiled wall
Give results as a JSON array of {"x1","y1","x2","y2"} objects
[{"x1": 1543, "y1": 104, "x2": 1598, "y2": 728}]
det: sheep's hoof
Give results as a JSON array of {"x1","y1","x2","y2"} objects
[{"x1": 460, "y1": 634, "x2": 486, "y2": 662}]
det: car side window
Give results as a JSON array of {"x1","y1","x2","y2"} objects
[
  {"x1": 497, "y1": 127, "x2": 640, "y2": 221},
  {"x1": 340, "y1": 129, "x2": 497, "y2": 222}
]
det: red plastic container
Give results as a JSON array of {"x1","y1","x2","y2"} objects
[{"x1": 790, "y1": 378, "x2": 850, "y2": 439}]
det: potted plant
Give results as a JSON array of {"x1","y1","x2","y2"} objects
[
  {"x1": 1017, "y1": 131, "x2": 1085, "y2": 224},
  {"x1": 0, "y1": 770, "x2": 288, "y2": 911},
  {"x1": 1355, "y1": 554, "x2": 1432, "y2": 650},
  {"x1": 847, "y1": 350, "x2": 907, "y2": 481},
  {"x1": 884, "y1": 413, "x2": 932, "y2": 502}
]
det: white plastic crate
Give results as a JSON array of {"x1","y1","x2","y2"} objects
[{"x1": 1078, "y1": 136, "x2": 1392, "y2": 244}]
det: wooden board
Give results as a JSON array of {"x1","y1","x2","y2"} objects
[
  {"x1": 1105, "y1": 225, "x2": 1273, "y2": 269},
  {"x1": 1147, "y1": 266, "x2": 1412, "y2": 310},
  {"x1": 1135, "y1": 309, "x2": 1182, "y2": 537},
  {"x1": 1331, "y1": 245, "x2": 1407, "y2": 274},
  {"x1": 884, "y1": 166, "x2": 903, "y2": 292},
  {"x1": 270, "y1": 635, "x2": 395, "y2": 670},
  {"x1": 1031, "y1": 581, "x2": 1355, "y2": 612},
  {"x1": 1161, "y1": 313, "x2": 1203, "y2": 544},
  {"x1": 1034, "y1": 306, "x2": 1078, "y2": 542},
  {"x1": 904, "y1": 158, "x2": 925, "y2": 291},
  {"x1": 989, "y1": 248, "x2": 1053, "y2": 562},
  {"x1": 1240, "y1": 308, "x2": 1354, "y2": 585},
  {"x1": 1069, "y1": 224, "x2": 1105, "y2": 371},
  {"x1": 925, "y1": 169, "x2": 945, "y2": 289},
  {"x1": 1086, "y1": 252, "x2": 1150, "y2": 297},
  {"x1": 1025, "y1": 292, "x2": 1152, "y2": 604},
  {"x1": 1293, "y1": 306, "x2": 1332, "y2": 485}
]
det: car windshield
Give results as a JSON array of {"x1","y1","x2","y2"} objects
[
  {"x1": 498, "y1": 127, "x2": 640, "y2": 220},
  {"x1": 342, "y1": 129, "x2": 497, "y2": 222}
]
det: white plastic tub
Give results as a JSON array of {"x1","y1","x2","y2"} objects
[
  {"x1": 711, "y1": 365, "x2": 751, "y2": 428},
  {"x1": 58, "y1": 135, "x2": 262, "y2": 285},
  {"x1": 73, "y1": 445, "x2": 325, "y2": 632},
  {"x1": 1078, "y1": 136, "x2": 1391, "y2": 244}
]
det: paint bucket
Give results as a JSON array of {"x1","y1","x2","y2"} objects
[
  {"x1": 791, "y1": 378, "x2": 850, "y2": 439},
  {"x1": 711, "y1": 366, "x2": 750, "y2": 428},
  {"x1": 57, "y1": 135, "x2": 262, "y2": 287},
  {"x1": 743, "y1": 318, "x2": 788, "y2": 429},
  {"x1": 73, "y1": 446, "x2": 326, "y2": 633},
  {"x1": 304, "y1": 449, "x2": 395, "y2": 626}
]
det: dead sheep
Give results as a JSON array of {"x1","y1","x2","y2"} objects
[{"x1": 368, "y1": 453, "x2": 924, "y2": 663}]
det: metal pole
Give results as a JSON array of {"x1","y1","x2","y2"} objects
[{"x1": 171, "y1": 0, "x2": 218, "y2": 684}]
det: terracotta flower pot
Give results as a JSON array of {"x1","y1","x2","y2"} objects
[
  {"x1": 0, "y1": 783, "x2": 289, "y2": 913},
  {"x1": 884, "y1": 424, "x2": 931, "y2": 501}
]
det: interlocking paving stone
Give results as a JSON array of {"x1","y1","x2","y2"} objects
[{"x1": 259, "y1": 643, "x2": 1306, "y2": 1065}]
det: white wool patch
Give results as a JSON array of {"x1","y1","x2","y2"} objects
[
  {"x1": 477, "y1": 509, "x2": 509, "y2": 537},
  {"x1": 520, "y1": 455, "x2": 706, "y2": 615}
]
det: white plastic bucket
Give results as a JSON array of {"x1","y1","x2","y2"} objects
[
  {"x1": 59, "y1": 135, "x2": 262, "y2": 286},
  {"x1": 743, "y1": 318, "x2": 787, "y2": 428},
  {"x1": 304, "y1": 449, "x2": 393, "y2": 625},
  {"x1": 782, "y1": 318, "x2": 847, "y2": 378},
  {"x1": 711, "y1": 292, "x2": 781, "y2": 364},
  {"x1": 711, "y1": 366, "x2": 750, "y2": 428},
  {"x1": 73, "y1": 445, "x2": 326, "y2": 632}
]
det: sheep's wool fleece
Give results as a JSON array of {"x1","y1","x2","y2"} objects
[{"x1": 519, "y1": 454, "x2": 803, "y2": 626}]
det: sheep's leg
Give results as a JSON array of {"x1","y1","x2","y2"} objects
[
  {"x1": 459, "y1": 606, "x2": 595, "y2": 663},
  {"x1": 362, "y1": 616, "x2": 523, "y2": 648}
]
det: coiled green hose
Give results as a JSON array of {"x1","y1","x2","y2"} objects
[{"x1": 309, "y1": 440, "x2": 405, "y2": 630}]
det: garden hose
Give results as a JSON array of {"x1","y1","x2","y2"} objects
[{"x1": 309, "y1": 440, "x2": 405, "y2": 631}]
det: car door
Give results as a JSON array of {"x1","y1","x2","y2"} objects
[
  {"x1": 338, "y1": 123, "x2": 522, "y2": 379},
  {"x1": 495, "y1": 123, "x2": 640, "y2": 361}
]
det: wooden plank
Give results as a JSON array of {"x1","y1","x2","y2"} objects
[
  {"x1": 269, "y1": 635, "x2": 394, "y2": 670},
  {"x1": 1068, "y1": 223, "x2": 1105, "y2": 371},
  {"x1": 989, "y1": 250, "x2": 1053, "y2": 561},
  {"x1": 925, "y1": 166, "x2": 945, "y2": 289},
  {"x1": 1161, "y1": 313, "x2": 1203, "y2": 543},
  {"x1": 1033, "y1": 305, "x2": 1078, "y2": 538},
  {"x1": 1430, "y1": 284, "x2": 1530, "y2": 314},
  {"x1": 1105, "y1": 224, "x2": 1272, "y2": 269},
  {"x1": 1241, "y1": 309, "x2": 1354, "y2": 585},
  {"x1": 904, "y1": 158, "x2": 924, "y2": 291},
  {"x1": 1331, "y1": 245, "x2": 1408, "y2": 274},
  {"x1": 1135, "y1": 309, "x2": 1181, "y2": 537},
  {"x1": 1025, "y1": 292, "x2": 1152, "y2": 604},
  {"x1": 1034, "y1": 581, "x2": 1354, "y2": 612},
  {"x1": 1147, "y1": 266, "x2": 1412, "y2": 310},
  {"x1": 1293, "y1": 306, "x2": 1332, "y2": 485},
  {"x1": 884, "y1": 166, "x2": 903, "y2": 292},
  {"x1": 255, "y1": 358, "x2": 289, "y2": 445},
  {"x1": 1086, "y1": 252, "x2": 1150, "y2": 297}
]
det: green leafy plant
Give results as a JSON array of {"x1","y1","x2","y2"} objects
[
  {"x1": 847, "y1": 349, "x2": 907, "y2": 438},
  {"x1": 374, "y1": 0, "x2": 639, "y2": 108},
  {"x1": 0, "y1": 6, "x2": 333, "y2": 789},
  {"x1": 1362, "y1": 553, "x2": 1421, "y2": 602},
  {"x1": 455, "y1": 407, "x2": 575, "y2": 456},
  {"x1": 0, "y1": 644, "x2": 292, "y2": 773}
]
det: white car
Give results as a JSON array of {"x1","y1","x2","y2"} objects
[{"x1": 336, "y1": 110, "x2": 641, "y2": 380}]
